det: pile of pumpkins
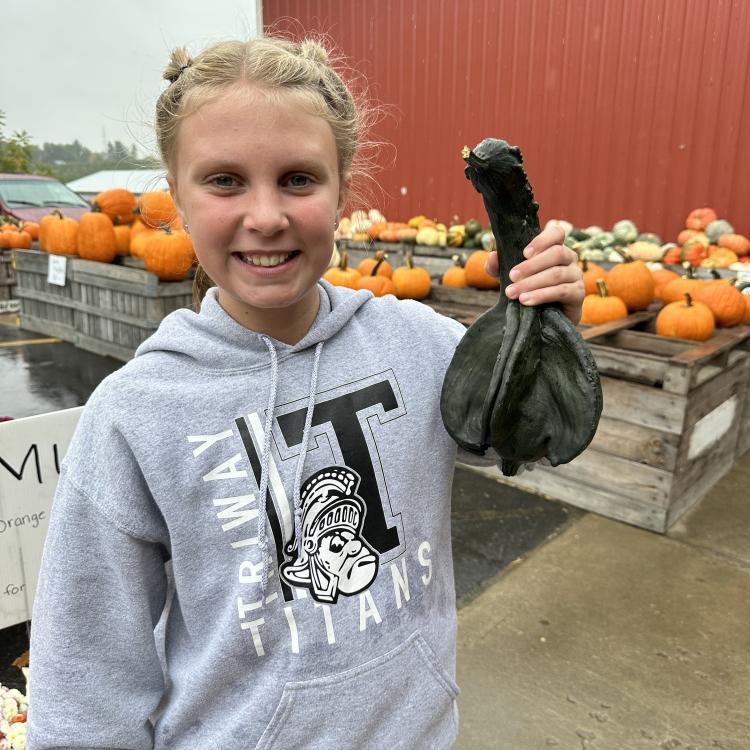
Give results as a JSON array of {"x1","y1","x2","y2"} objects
[
  {"x1": 580, "y1": 249, "x2": 750, "y2": 342},
  {"x1": 336, "y1": 209, "x2": 495, "y2": 251},
  {"x1": 17, "y1": 188, "x2": 196, "y2": 282},
  {"x1": 562, "y1": 207, "x2": 749, "y2": 271},
  {"x1": 324, "y1": 250, "x2": 432, "y2": 300},
  {"x1": 0, "y1": 219, "x2": 36, "y2": 249},
  {"x1": 325, "y1": 245, "x2": 503, "y2": 297}
]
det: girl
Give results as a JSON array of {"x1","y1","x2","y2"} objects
[{"x1": 27, "y1": 36, "x2": 583, "y2": 749}]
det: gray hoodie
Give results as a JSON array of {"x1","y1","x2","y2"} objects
[{"x1": 28, "y1": 281, "x2": 474, "y2": 749}]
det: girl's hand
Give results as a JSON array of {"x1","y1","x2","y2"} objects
[{"x1": 484, "y1": 224, "x2": 584, "y2": 325}]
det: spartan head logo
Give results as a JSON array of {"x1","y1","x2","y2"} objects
[{"x1": 280, "y1": 466, "x2": 379, "y2": 604}]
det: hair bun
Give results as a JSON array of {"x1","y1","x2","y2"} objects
[
  {"x1": 298, "y1": 39, "x2": 329, "y2": 64},
  {"x1": 163, "y1": 47, "x2": 194, "y2": 84}
]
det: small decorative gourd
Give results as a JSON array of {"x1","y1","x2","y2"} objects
[
  {"x1": 441, "y1": 139, "x2": 602, "y2": 476},
  {"x1": 685, "y1": 207, "x2": 718, "y2": 231},
  {"x1": 656, "y1": 293, "x2": 715, "y2": 342},
  {"x1": 718, "y1": 233, "x2": 750, "y2": 256},
  {"x1": 580, "y1": 279, "x2": 628, "y2": 325}
]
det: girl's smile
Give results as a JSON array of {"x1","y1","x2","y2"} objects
[{"x1": 168, "y1": 83, "x2": 347, "y2": 342}]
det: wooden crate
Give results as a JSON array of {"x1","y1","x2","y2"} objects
[
  {"x1": 0, "y1": 249, "x2": 17, "y2": 302},
  {"x1": 497, "y1": 316, "x2": 750, "y2": 532},
  {"x1": 14, "y1": 249, "x2": 193, "y2": 361},
  {"x1": 14, "y1": 249, "x2": 77, "y2": 342}
]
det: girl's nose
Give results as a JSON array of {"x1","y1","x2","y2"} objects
[{"x1": 241, "y1": 189, "x2": 290, "y2": 236}]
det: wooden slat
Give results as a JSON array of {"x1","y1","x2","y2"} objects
[
  {"x1": 671, "y1": 327, "x2": 750, "y2": 365},
  {"x1": 600, "y1": 376, "x2": 686, "y2": 434},
  {"x1": 588, "y1": 345, "x2": 669, "y2": 386},
  {"x1": 588, "y1": 416, "x2": 678, "y2": 471},
  {"x1": 580, "y1": 311, "x2": 656, "y2": 340},
  {"x1": 494, "y1": 464, "x2": 669, "y2": 533}
]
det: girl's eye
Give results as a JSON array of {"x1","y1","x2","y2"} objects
[
  {"x1": 210, "y1": 175, "x2": 237, "y2": 188},
  {"x1": 287, "y1": 174, "x2": 313, "y2": 188}
]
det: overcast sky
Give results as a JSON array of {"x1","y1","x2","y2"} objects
[{"x1": 2, "y1": 0, "x2": 261, "y2": 157}]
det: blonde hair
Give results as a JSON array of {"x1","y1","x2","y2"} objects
[{"x1": 155, "y1": 36, "x2": 372, "y2": 309}]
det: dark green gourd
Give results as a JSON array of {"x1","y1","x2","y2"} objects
[{"x1": 440, "y1": 139, "x2": 603, "y2": 476}]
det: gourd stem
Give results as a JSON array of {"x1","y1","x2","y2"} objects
[
  {"x1": 684, "y1": 292, "x2": 693, "y2": 307},
  {"x1": 595, "y1": 278, "x2": 608, "y2": 297},
  {"x1": 340, "y1": 251, "x2": 349, "y2": 271}
]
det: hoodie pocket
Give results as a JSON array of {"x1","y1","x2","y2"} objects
[{"x1": 255, "y1": 630, "x2": 459, "y2": 750}]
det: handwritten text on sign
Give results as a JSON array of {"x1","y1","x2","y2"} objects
[{"x1": 0, "y1": 407, "x2": 83, "y2": 628}]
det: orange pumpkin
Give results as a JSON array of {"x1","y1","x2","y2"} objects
[
  {"x1": 656, "y1": 293, "x2": 715, "y2": 341},
  {"x1": 604, "y1": 251, "x2": 654, "y2": 311},
  {"x1": 660, "y1": 267, "x2": 706, "y2": 304},
  {"x1": 396, "y1": 228, "x2": 418, "y2": 245},
  {"x1": 77, "y1": 207, "x2": 117, "y2": 262},
  {"x1": 45, "y1": 211, "x2": 79, "y2": 255},
  {"x1": 685, "y1": 207, "x2": 718, "y2": 231},
  {"x1": 357, "y1": 251, "x2": 392, "y2": 278},
  {"x1": 323, "y1": 251, "x2": 361, "y2": 289},
  {"x1": 130, "y1": 227, "x2": 159, "y2": 258},
  {"x1": 366, "y1": 222, "x2": 387, "y2": 241},
  {"x1": 378, "y1": 229, "x2": 401, "y2": 243},
  {"x1": 651, "y1": 268, "x2": 680, "y2": 301},
  {"x1": 464, "y1": 250, "x2": 500, "y2": 290},
  {"x1": 693, "y1": 282, "x2": 747, "y2": 327},
  {"x1": 579, "y1": 259, "x2": 608, "y2": 296},
  {"x1": 21, "y1": 221, "x2": 39, "y2": 240},
  {"x1": 356, "y1": 256, "x2": 396, "y2": 296},
  {"x1": 580, "y1": 279, "x2": 628, "y2": 325},
  {"x1": 3, "y1": 230, "x2": 32, "y2": 249},
  {"x1": 442, "y1": 254, "x2": 468, "y2": 288},
  {"x1": 93, "y1": 188, "x2": 137, "y2": 225},
  {"x1": 113, "y1": 224, "x2": 131, "y2": 255},
  {"x1": 677, "y1": 228, "x2": 699, "y2": 246},
  {"x1": 718, "y1": 233, "x2": 750, "y2": 256},
  {"x1": 392, "y1": 252, "x2": 432, "y2": 300},
  {"x1": 143, "y1": 226, "x2": 195, "y2": 281},
  {"x1": 137, "y1": 191, "x2": 178, "y2": 228}
]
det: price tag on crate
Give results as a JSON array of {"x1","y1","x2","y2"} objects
[{"x1": 47, "y1": 254, "x2": 67, "y2": 286}]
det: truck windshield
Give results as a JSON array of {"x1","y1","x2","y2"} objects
[{"x1": 0, "y1": 179, "x2": 89, "y2": 208}]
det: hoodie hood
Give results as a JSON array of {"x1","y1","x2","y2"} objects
[{"x1": 135, "y1": 280, "x2": 372, "y2": 368}]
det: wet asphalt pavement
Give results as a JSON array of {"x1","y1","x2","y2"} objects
[{"x1": 0, "y1": 312, "x2": 577, "y2": 692}]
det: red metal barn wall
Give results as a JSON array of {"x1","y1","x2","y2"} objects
[{"x1": 264, "y1": 0, "x2": 750, "y2": 241}]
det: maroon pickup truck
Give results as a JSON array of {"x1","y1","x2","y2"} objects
[{"x1": 0, "y1": 173, "x2": 90, "y2": 223}]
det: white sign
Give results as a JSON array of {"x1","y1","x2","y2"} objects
[
  {"x1": 0, "y1": 407, "x2": 83, "y2": 628},
  {"x1": 47, "y1": 254, "x2": 67, "y2": 286}
]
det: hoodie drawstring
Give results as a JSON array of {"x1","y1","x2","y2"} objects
[{"x1": 257, "y1": 337, "x2": 324, "y2": 594}]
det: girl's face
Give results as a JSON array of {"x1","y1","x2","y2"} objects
[{"x1": 169, "y1": 84, "x2": 346, "y2": 330}]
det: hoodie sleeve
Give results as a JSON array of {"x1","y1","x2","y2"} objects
[{"x1": 27, "y1": 389, "x2": 171, "y2": 750}]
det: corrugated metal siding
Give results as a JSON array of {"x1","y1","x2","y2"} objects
[{"x1": 264, "y1": 0, "x2": 750, "y2": 241}]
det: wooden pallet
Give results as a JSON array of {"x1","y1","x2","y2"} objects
[{"x1": 499, "y1": 316, "x2": 750, "y2": 532}]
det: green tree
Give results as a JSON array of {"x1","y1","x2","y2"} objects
[{"x1": 0, "y1": 111, "x2": 33, "y2": 172}]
